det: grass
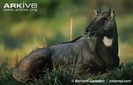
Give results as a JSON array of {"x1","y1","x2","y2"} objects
[{"x1": 0, "y1": 59, "x2": 133, "y2": 85}]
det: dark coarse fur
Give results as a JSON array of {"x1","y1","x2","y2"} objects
[{"x1": 13, "y1": 8, "x2": 119, "y2": 83}]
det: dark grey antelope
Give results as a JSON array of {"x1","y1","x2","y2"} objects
[{"x1": 13, "y1": 9, "x2": 119, "y2": 83}]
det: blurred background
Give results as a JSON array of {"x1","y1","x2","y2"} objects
[{"x1": 0, "y1": 0, "x2": 133, "y2": 67}]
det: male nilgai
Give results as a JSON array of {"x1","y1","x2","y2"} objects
[{"x1": 13, "y1": 9, "x2": 119, "y2": 83}]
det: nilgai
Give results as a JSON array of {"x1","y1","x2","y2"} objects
[{"x1": 13, "y1": 8, "x2": 119, "y2": 83}]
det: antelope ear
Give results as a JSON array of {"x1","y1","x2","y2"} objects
[
  {"x1": 111, "y1": 10, "x2": 116, "y2": 18},
  {"x1": 93, "y1": 10, "x2": 98, "y2": 16},
  {"x1": 99, "y1": 7, "x2": 101, "y2": 13}
]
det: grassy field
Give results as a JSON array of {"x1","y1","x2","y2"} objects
[{"x1": 0, "y1": 61, "x2": 133, "y2": 85}]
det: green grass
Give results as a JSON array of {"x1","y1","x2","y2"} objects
[{"x1": 0, "y1": 61, "x2": 133, "y2": 85}]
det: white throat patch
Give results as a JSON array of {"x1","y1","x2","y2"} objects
[{"x1": 103, "y1": 36, "x2": 113, "y2": 47}]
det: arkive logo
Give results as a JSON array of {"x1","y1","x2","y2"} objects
[{"x1": 3, "y1": 1, "x2": 38, "y2": 12}]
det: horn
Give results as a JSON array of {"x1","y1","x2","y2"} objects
[
  {"x1": 108, "y1": 8, "x2": 111, "y2": 15},
  {"x1": 99, "y1": 7, "x2": 101, "y2": 13}
]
